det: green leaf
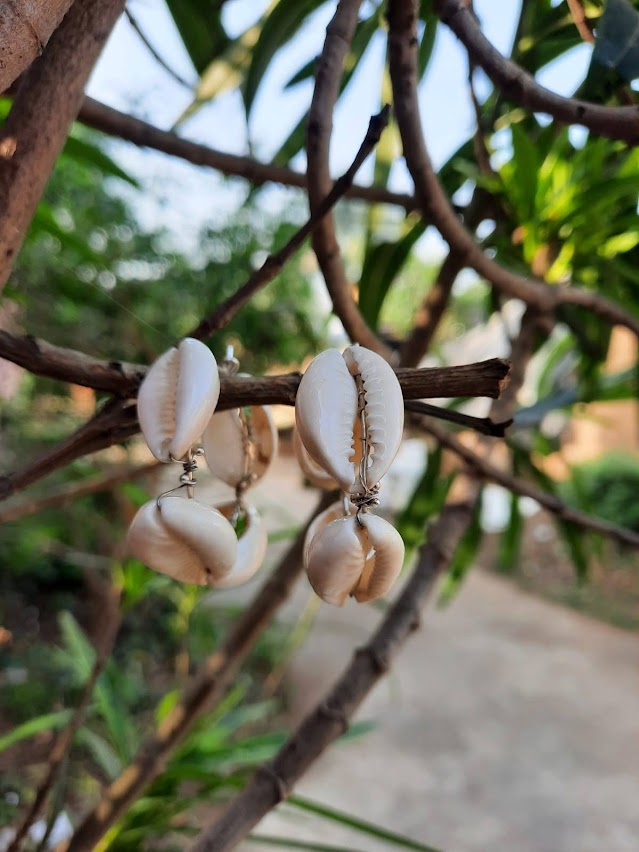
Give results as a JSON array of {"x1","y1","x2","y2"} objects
[
  {"x1": 63, "y1": 136, "x2": 139, "y2": 186},
  {"x1": 164, "y1": 0, "x2": 229, "y2": 74},
  {"x1": 396, "y1": 446, "x2": 455, "y2": 559},
  {"x1": 244, "y1": 0, "x2": 324, "y2": 118},
  {"x1": 593, "y1": 0, "x2": 639, "y2": 81},
  {"x1": 288, "y1": 796, "x2": 442, "y2": 852},
  {"x1": 0, "y1": 710, "x2": 73, "y2": 754},
  {"x1": 248, "y1": 837, "x2": 367, "y2": 851},
  {"x1": 417, "y1": 4, "x2": 438, "y2": 79},
  {"x1": 599, "y1": 231, "x2": 639, "y2": 258},
  {"x1": 77, "y1": 728, "x2": 122, "y2": 779},
  {"x1": 359, "y1": 221, "x2": 426, "y2": 330},
  {"x1": 437, "y1": 495, "x2": 483, "y2": 605},
  {"x1": 515, "y1": 449, "x2": 590, "y2": 580},
  {"x1": 510, "y1": 124, "x2": 541, "y2": 219},
  {"x1": 58, "y1": 610, "x2": 95, "y2": 681},
  {"x1": 496, "y1": 493, "x2": 524, "y2": 574}
]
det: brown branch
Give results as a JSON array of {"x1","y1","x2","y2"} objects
[
  {"x1": 8, "y1": 591, "x2": 121, "y2": 852},
  {"x1": 0, "y1": 462, "x2": 158, "y2": 524},
  {"x1": 60, "y1": 491, "x2": 336, "y2": 852},
  {"x1": 417, "y1": 417, "x2": 639, "y2": 550},
  {"x1": 399, "y1": 252, "x2": 465, "y2": 367},
  {"x1": 0, "y1": 359, "x2": 510, "y2": 505},
  {"x1": 186, "y1": 314, "x2": 537, "y2": 852},
  {"x1": 0, "y1": 0, "x2": 126, "y2": 291},
  {"x1": 0, "y1": 0, "x2": 73, "y2": 93},
  {"x1": 189, "y1": 105, "x2": 392, "y2": 341},
  {"x1": 77, "y1": 98, "x2": 417, "y2": 211},
  {"x1": 434, "y1": 0, "x2": 639, "y2": 144},
  {"x1": 387, "y1": 0, "x2": 639, "y2": 339},
  {"x1": 404, "y1": 401, "x2": 511, "y2": 437},
  {"x1": 305, "y1": 0, "x2": 391, "y2": 359},
  {"x1": 0, "y1": 331, "x2": 146, "y2": 396},
  {"x1": 566, "y1": 0, "x2": 595, "y2": 44},
  {"x1": 124, "y1": 8, "x2": 193, "y2": 89}
]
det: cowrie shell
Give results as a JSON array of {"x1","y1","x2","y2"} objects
[
  {"x1": 293, "y1": 428, "x2": 338, "y2": 490},
  {"x1": 305, "y1": 510, "x2": 405, "y2": 605},
  {"x1": 126, "y1": 494, "x2": 237, "y2": 585},
  {"x1": 295, "y1": 345, "x2": 404, "y2": 493},
  {"x1": 213, "y1": 502, "x2": 268, "y2": 588},
  {"x1": 138, "y1": 338, "x2": 220, "y2": 463},
  {"x1": 203, "y1": 405, "x2": 277, "y2": 488}
]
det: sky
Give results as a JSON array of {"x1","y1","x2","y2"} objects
[{"x1": 83, "y1": 0, "x2": 592, "y2": 258}]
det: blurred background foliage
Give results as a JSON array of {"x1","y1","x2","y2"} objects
[{"x1": 2, "y1": 0, "x2": 639, "y2": 847}]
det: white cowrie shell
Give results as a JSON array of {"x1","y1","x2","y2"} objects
[
  {"x1": 295, "y1": 345, "x2": 403, "y2": 493},
  {"x1": 126, "y1": 495, "x2": 237, "y2": 585},
  {"x1": 303, "y1": 499, "x2": 353, "y2": 567},
  {"x1": 213, "y1": 503, "x2": 268, "y2": 588},
  {"x1": 138, "y1": 338, "x2": 220, "y2": 463},
  {"x1": 293, "y1": 428, "x2": 338, "y2": 491},
  {"x1": 306, "y1": 512, "x2": 405, "y2": 605},
  {"x1": 203, "y1": 405, "x2": 277, "y2": 488}
]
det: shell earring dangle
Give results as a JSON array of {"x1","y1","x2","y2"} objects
[
  {"x1": 127, "y1": 339, "x2": 240, "y2": 585},
  {"x1": 295, "y1": 344, "x2": 406, "y2": 605},
  {"x1": 200, "y1": 347, "x2": 277, "y2": 588}
]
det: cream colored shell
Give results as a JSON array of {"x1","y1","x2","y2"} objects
[
  {"x1": 203, "y1": 405, "x2": 277, "y2": 488},
  {"x1": 126, "y1": 494, "x2": 237, "y2": 585},
  {"x1": 295, "y1": 345, "x2": 404, "y2": 493},
  {"x1": 293, "y1": 428, "x2": 339, "y2": 490},
  {"x1": 305, "y1": 512, "x2": 405, "y2": 605},
  {"x1": 137, "y1": 338, "x2": 220, "y2": 463},
  {"x1": 213, "y1": 502, "x2": 268, "y2": 588}
]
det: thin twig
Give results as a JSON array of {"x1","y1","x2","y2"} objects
[
  {"x1": 188, "y1": 105, "x2": 392, "y2": 341},
  {"x1": 77, "y1": 98, "x2": 417, "y2": 211},
  {"x1": 434, "y1": 0, "x2": 639, "y2": 144},
  {"x1": 0, "y1": 462, "x2": 159, "y2": 524},
  {"x1": 418, "y1": 417, "x2": 639, "y2": 549},
  {"x1": 8, "y1": 590, "x2": 121, "y2": 852},
  {"x1": 124, "y1": 8, "x2": 193, "y2": 89},
  {"x1": 0, "y1": 0, "x2": 126, "y2": 291},
  {"x1": 60, "y1": 492, "x2": 336, "y2": 852},
  {"x1": 0, "y1": 359, "x2": 510, "y2": 505},
  {"x1": 387, "y1": 0, "x2": 639, "y2": 338},
  {"x1": 306, "y1": 0, "x2": 391, "y2": 359},
  {"x1": 566, "y1": 0, "x2": 595, "y2": 43},
  {"x1": 404, "y1": 400, "x2": 511, "y2": 437}
]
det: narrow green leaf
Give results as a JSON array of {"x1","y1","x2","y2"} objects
[
  {"x1": 165, "y1": 0, "x2": 229, "y2": 74},
  {"x1": 77, "y1": 728, "x2": 122, "y2": 779},
  {"x1": 437, "y1": 495, "x2": 483, "y2": 605},
  {"x1": 396, "y1": 446, "x2": 455, "y2": 559},
  {"x1": 0, "y1": 710, "x2": 73, "y2": 754},
  {"x1": 248, "y1": 836, "x2": 366, "y2": 852},
  {"x1": 417, "y1": 4, "x2": 438, "y2": 78},
  {"x1": 288, "y1": 796, "x2": 442, "y2": 852},
  {"x1": 496, "y1": 493, "x2": 524, "y2": 574},
  {"x1": 359, "y1": 221, "x2": 426, "y2": 330},
  {"x1": 244, "y1": 0, "x2": 324, "y2": 118},
  {"x1": 63, "y1": 136, "x2": 139, "y2": 186}
]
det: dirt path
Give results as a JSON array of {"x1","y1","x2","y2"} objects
[{"x1": 247, "y1": 569, "x2": 639, "y2": 852}]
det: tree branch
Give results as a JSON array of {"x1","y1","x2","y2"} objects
[
  {"x1": 60, "y1": 492, "x2": 336, "y2": 852},
  {"x1": 0, "y1": 0, "x2": 126, "y2": 290},
  {"x1": 387, "y1": 0, "x2": 639, "y2": 339},
  {"x1": 77, "y1": 98, "x2": 417, "y2": 211},
  {"x1": 434, "y1": 0, "x2": 639, "y2": 144},
  {"x1": 189, "y1": 105, "x2": 392, "y2": 342},
  {"x1": 0, "y1": 0, "x2": 73, "y2": 93},
  {"x1": 305, "y1": 0, "x2": 392, "y2": 359},
  {"x1": 0, "y1": 462, "x2": 158, "y2": 524},
  {"x1": 0, "y1": 359, "x2": 511, "y2": 505},
  {"x1": 417, "y1": 417, "x2": 639, "y2": 550}
]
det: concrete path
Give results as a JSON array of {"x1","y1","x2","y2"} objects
[{"x1": 247, "y1": 569, "x2": 639, "y2": 852}]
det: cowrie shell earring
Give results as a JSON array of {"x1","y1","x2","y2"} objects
[
  {"x1": 128, "y1": 342, "x2": 247, "y2": 587},
  {"x1": 296, "y1": 345, "x2": 405, "y2": 604}
]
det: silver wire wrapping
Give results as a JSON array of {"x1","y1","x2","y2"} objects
[
  {"x1": 156, "y1": 446, "x2": 204, "y2": 505},
  {"x1": 349, "y1": 371, "x2": 381, "y2": 525}
]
